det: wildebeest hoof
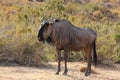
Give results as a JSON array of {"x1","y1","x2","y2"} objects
[
  {"x1": 85, "y1": 73, "x2": 89, "y2": 76},
  {"x1": 85, "y1": 71, "x2": 90, "y2": 76},
  {"x1": 63, "y1": 72, "x2": 67, "y2": 75},
  {"x1": 55, "y1": 72, "x2": 59, "y2": 75}
]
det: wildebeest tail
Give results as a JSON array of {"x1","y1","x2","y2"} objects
[{"x1": 93, "y1": 40, "x2": 97, "y2": 67}]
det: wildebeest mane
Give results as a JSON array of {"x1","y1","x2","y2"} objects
[{"x1": 55, "y1": 19, "x2": 61, "y2": 22}]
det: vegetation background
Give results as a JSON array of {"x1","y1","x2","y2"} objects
[{"x1": 0, "y1": 0, "x2": 120, "y2": 66}]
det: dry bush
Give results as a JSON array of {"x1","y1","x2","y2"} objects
[{"x1": 0, "y1": 0, "x2": 120, "y2": 66}]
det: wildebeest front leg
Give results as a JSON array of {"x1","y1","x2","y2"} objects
[
  {"x1": 56, "y1": 50, "x2": 61, "y2": 75},
  {"x1": 63, "y1": 50, "x2": 68, "y2": 75},
  {"x1": 85, "y1": 47, "x2": 92, "y2": 76}
]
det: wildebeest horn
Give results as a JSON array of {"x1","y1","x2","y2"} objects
[{"x1": 40, "y1": 17, "x2": 49, "y2": 24}]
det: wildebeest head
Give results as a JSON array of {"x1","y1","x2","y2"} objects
[{"x1": 38, "y1": 22, "x2": 53, "y2": 43}]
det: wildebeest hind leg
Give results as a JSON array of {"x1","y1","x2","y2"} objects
[
  {"x1": 84, "y1": 47, "x2": 92, "y2": 76},
  {"x1": 83, "y1": 51, "x2": 87, "y2": 62}
]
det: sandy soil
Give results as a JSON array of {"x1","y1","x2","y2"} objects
[{"x1": 0, "y1": 62, "x2": 120, "y2": 80}]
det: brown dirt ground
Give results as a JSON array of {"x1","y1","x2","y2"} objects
[{"x1": 0, "y1": 62, "x2": 120, "y2": 80}]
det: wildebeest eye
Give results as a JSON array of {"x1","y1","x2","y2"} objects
[
  {"x1": 44, "y1": 22, "x2": 50, "y2": 30},
  {"x1": 44, "y1": 22, "x2": 49, "y2": 27}
]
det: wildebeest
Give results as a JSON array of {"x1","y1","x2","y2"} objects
[{"x1": 38, "y1": 19, "x2": 97, "y2": 76}]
